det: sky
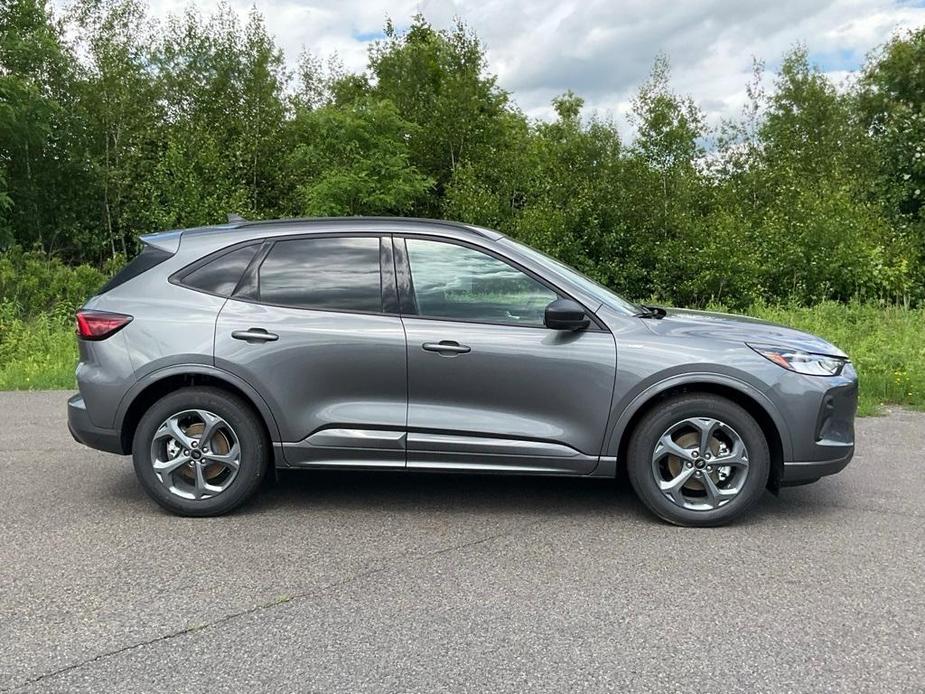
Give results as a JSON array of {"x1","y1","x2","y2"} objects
[{"x1": 115, "y1": 0, "x2": 925, "y2": 125}]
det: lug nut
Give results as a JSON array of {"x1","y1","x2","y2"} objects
[
  {"x1": 707, "y1": 466, "x2": 713, "y2": 472},
  {"x1": 686, "y1": 461, "x2": 693, "y2": 468},
  {"x1": 191, "y1": 440, "x2": 198, "y2": 448},
  {"x1": 183, "y1": 450, "x2": 190, "y2": 456},
  {"x1": 691, "y1": 450, "x2": 699, "y2": 458},
  {"x1": 705, "y1": 453, "x2": 711, "y2": 460},
  {"x1": 695, "y1": 471, "x2": 702, "y2": 477}
]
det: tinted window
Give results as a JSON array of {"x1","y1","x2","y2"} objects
[
  {"x1": 258, "y1": 237, "x2": 381, "y2": 312},
  {"x1": 182, "y1": 244, "x2": 259, "y2": 296},
  {"x1": 98, "y1": 245, "x2": 173, "y2": 294},
  {"x1": 406, "y1": 239, "x2": 557, "y2": 326}
]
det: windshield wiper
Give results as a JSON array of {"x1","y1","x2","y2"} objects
[{"x1": 635, "y1": 304, "x2": 666, "y2": 319}]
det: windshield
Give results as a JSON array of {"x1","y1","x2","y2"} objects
[{"x1": 502, "y1": 238, "x2": 641, "y2": 316}]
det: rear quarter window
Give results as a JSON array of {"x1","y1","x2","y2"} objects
[{"x1": 178, "y1": 243, "x2": 260, "y2": 297}]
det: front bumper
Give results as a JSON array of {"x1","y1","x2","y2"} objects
[
  {"x1": 67, "y1": 393, "x2": 126, "y2": 455},
  {"x1": 781, "y1": 448, "x2": 854, "y2": 486},
  {"x1": 779, "y1": 365, "x2": 858, "y2": 486}
]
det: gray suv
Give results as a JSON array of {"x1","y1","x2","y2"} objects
[{"x1": 68, "y1": 217, "x2": 857, "y2": 526}]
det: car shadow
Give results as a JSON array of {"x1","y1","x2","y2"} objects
[
  {"x1": 252, "y1": 468, "x2": 846, "y2": 527},
  {"x1": 255, "y1": 469, "x2": 639, "y2": 517},
  {"x1": 101, "y1": 460, "x2": 847, "y2": 527}
]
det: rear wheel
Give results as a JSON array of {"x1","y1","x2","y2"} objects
[
  {"x1": 627, "y1": 394, "x2": 770, "y2": 526},
  {"x1": 132, "y1": 387, "x2": 268, "y2": 516}
]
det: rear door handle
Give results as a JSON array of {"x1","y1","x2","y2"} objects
[
  {"x1": 232, "y1": 328, "x2": 279, "y2": 343},
  {"x1": 422, "y1": 340, "x2": 471, "y2": 355}
]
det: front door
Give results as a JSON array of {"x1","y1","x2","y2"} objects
[
  {"x1": 396, "y1": 237, "x2": 616, "y2": 474},
  {"x1": 214, "y1": 234, "x2": 407, "y2": 468}
]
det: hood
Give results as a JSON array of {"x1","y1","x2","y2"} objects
[{"x1": 643, "y1": 308, "x2": 847, "y2": 358}]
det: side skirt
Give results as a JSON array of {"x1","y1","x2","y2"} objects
[{"x1": 273, "y1": 429, "x2": 611, "y2": 476}]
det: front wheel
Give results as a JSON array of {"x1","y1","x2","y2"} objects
[
  {"x1": 627, "y1": 394, "x2": 770, "y2": 527},
  {"x1": 132, "y1": 387, "x2": 269, "y2": 516}
]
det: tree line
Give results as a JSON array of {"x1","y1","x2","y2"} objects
[{"x1": 1, "y1": 0, "x2": 923, "y2": 309}]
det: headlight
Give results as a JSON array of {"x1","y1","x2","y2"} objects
[{"x1": 748, "y1": 343, "x2": 847, "y2": 376}]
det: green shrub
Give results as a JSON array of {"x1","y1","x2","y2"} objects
[
  {"x1": 0, "y1": 247, "x2": 114, "y2": 390},
  {"x1": 0, "y1": 246, "x2": 115, "y2": 319}
]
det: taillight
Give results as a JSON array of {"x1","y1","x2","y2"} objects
[{"x1": 75, "y1": 310, "x2": 133, "y2": 341}]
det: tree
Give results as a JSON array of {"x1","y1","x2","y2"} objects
[
  {"x1": 367, "y1": 15, "x2": 512, "y2": 213},
  {"x1": 240, "y1": 9, "x2": 288, "y2": 215},
  {"x1": 148, "y1": 3, "x2": 288, "y2": 228},
  {"x1": 448, "y1": 91, "x2": 633, "y2": 296},
  {"x1": 626, "y1": 55, "x2": 709, "y2": 300},
  {"x1": 721, "y1": 48, "x2": 906, "y2": 303},
  {"x1": 285, "y1": 99, "x2": 433, "y2": 216},
  {"x1": 291, "y1": 51, "x2": 347, "y2": 111},
  {"x1": 0, "y1": 0, "x2": 92, "y2": 258},
  {"x1": 0, "y1": 166, "x2": 11, "y2": 241},
  {"x1": 859, "y1": 27, "x2": 925, "y2": 298},
  {"x1": 69, "y1": 0, "x2": 161, "y2": 256}
]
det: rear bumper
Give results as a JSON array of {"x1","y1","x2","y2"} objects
[
  {"x1": 67, "y1": 393, "x2": 126, "y2": 455},
  {"x1": 781, "y1": 447, "x2": 854, "y2": 486}
]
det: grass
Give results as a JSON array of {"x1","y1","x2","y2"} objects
[
  {"x1": 1, "y1": 300, "x2": 922, "y2": 417},
  {"x1": 0, "y1": 307, "x2": 78, "y2": 391}
]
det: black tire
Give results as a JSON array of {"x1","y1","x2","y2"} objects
[
  {"x1": 132, "y1": 386, "x2": 269, "y2": 516},
  {"x1": 627, "y1": 393, "x2": 770, "y2": 527}
]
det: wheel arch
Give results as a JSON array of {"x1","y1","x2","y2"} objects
[
  {"x1": 117, "y1": 365, "x2": 282, "y2": 455},
  {"x1": 608, "y1": 376, "x2": 789, "y2": 490}
]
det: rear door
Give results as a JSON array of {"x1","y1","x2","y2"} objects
[
  {"x1": 396, "y1": 236, "x2": 617, "y2": 474},
  {"x1": 214, "y1": 233, "x2": 407, "y2": 468}
]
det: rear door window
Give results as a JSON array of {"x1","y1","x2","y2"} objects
[{"x1": 257, "y1": 237, "x2": 382, "y2": 312}]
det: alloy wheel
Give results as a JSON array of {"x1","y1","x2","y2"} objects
[
  {"x1": 150, "y1": 409, "x2": 241, "y2": 500},
  {"x1": 651, "y1": 416, "x2": 750, "y2": 511}
]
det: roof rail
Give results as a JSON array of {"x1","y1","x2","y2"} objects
[{"x1": 231, "y1": 216, "x2": 498, "y2": 239}]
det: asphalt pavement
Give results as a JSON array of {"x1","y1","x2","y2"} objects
[{"x1": 0, "y1": 391, "x2": 922, "y2": 693}]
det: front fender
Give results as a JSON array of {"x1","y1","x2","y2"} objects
[{"x1": 602, "y1": 370, "x2": 793, "y2": 462}]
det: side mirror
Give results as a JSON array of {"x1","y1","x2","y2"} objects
[{"x1": 544, "y1": 298, "x2": 590, "y2": 331}]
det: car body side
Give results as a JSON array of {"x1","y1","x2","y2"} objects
[{"x1": 67, "y1": 218, "x2": 856, "y2": 487}]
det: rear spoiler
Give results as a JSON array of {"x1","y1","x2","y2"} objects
[{"x1": 139, "y1": 229, "x2": 183, "y2": 254}]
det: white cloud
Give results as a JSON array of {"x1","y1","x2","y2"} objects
[
  {"x1": 454, "y1": 0, "x2": 925, "y2": 126},
  {"x1": 59, "y1": 0, "x2": 925, "y2": 128}
]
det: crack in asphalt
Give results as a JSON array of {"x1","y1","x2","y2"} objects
[{"x1": 3, "y1": 519, "x2": 547, "y2": 692}]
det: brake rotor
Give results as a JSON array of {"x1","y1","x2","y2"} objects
[
  {"x1": 666, "y1": 431, "x2": 708, "y2": 491},
  {"x1": 175, "y1": 421, "x2": 231, "y2": 483}
]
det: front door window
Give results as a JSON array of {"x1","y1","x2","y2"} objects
[{"x1": 405, "y1": 239, "x2": 557, "y2": 326}]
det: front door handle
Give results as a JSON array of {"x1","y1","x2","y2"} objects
[
  {"x1": 422, "y1": 340, "x2": 471, "y2": 355},
  {"x1": 232, "y1": 328, "x2": 279, "y2": 343}
]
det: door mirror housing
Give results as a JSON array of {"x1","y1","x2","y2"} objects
[{"x1": 544, "y1": 298, "x2": 590, "y2": 331}]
